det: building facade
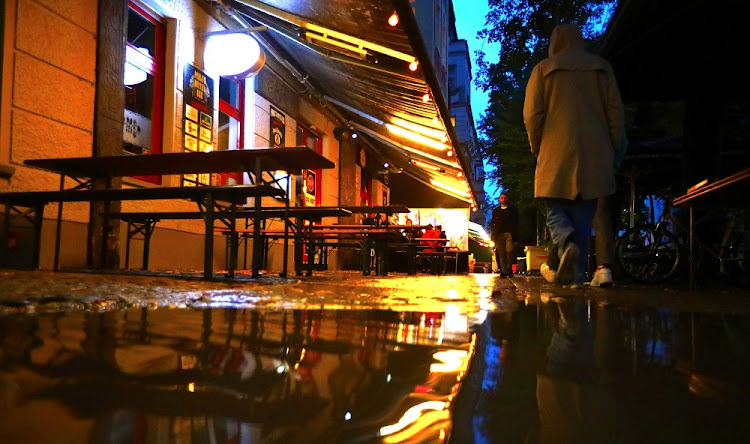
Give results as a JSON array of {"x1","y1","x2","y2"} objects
[{"x1": 1, "y1": 0, "x2": 480, "y2": 273}]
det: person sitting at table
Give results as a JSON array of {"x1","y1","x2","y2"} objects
[
  {"x1": 363, "y1": 212, "x2": 378, "y2": 226},
  {"x1": 420, "y1": 224, "x2": 441, "y2": 273},
  {"x1": 402, "y1": 218, "x2": 417, "y2": 241},
  {"x1": 378, "y1": 213, "x2": 390, "y2": 226}
]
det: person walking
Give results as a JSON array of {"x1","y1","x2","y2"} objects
[
  {"x1": 590, "y1": 132, "x2": 628, "y2": 287},
  {"x1": 524, "y1": 23, "x2": 625, "y2": 287},
  {"x1": 490, "y1": 192, "x2": 519, "y2": 277}
]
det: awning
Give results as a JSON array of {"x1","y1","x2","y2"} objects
[{"x1": 210, "y1": 0, "x2": 478, "y2": 206}]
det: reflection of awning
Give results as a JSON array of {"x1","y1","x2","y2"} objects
[{"x1": 213, "y1": 0, "x2": 478, "y2": 205}]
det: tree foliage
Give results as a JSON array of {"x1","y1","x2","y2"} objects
[{"x1": 477, "y1": 0, "x2": 617, "y2": 212}]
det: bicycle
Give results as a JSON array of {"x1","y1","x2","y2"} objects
[{"x1": 615, "y1": 197, "x2": 746, "y2": 284}]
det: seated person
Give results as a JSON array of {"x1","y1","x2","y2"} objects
[{"x1": 362, "y1": 212, "x2": 378, "y2": 225}]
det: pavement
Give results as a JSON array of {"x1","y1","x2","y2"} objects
[{"x1": 2, "y1": 268, "x2": 749, "y2": 315}]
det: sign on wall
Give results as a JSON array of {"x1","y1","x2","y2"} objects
[
  {"x1": 303, "y1": 169, "x2": 316, "y2": 206},
  {"x1": 270, "y1": 106, "x2": 285, "y2": 148},
  {"x1": 183, "y1": 63, "x2": 214, "y2": 186}
]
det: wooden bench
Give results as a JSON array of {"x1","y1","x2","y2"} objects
[
  {"x1": 0, "y1": 184, "x2": 284, "y2": 273},
  {"x1": 114, "y1": 207, "x2": 351, "y2": 274}
]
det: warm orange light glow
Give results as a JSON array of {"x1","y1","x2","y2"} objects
[
  {"x1": 389, "y1": 12, "x2": 399, "y2": 27},
  {"x1": 411, "y1": 159, "x2": 443, "y2": 171},
  {"x1": 409, "y1": 61, "x2": 418, "y2": 71},
  {"x1": 447, "y1": 150, "x2": 454, "y2": 157},
  {"x1": 386, "y1": 124, "x2": 449, "y2": 151},
  {"x1": 422, "y1": 94, "x2": 430, "y2": 102},
  {"x1": 390, "y1": 117, "x2": 447, "y2": 141},
  {"x1": 430, "y1": 179, "x2": 470, "y2": 197}
]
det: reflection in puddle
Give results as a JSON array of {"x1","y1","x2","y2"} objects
[
  {"x1": 453, "y1": 299, "x2": 750, "y2": 444},
  {"x1": 0, "y1": 308, "x2": 471, "y2": 443},
  {"x1": 2, "y1": 298, "x2": 750, "y2": 443}
]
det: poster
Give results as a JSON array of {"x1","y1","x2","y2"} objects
[
  {"x1": 182, "y1": 63, "x2": 214, "y2": 186},
  {"x1": 303, "y1": 169, "x2": 316, "y2": 207},
  {"x1": 270, "y1": 106, "x2": 285, "y2": 147}
]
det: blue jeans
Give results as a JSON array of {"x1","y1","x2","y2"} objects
[{"x1": 541, "y1": 197, "x2": 596, "y2": 283}]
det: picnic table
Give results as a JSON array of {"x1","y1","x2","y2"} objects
[
  {"x1": 673, "y1": 166, "x2": 750, "y2": 289},
  {"x1": 300, "y1": 223, "x2": 437, "y2": 276},
  {"x1": 1, "y1": 147, "x2": 334, "y2": 279}
]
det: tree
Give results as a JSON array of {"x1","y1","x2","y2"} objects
[{"x1": 477, "y1": 0, "x2": 617, "y2": 213}]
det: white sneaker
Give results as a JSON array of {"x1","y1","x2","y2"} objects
[
  {"x1": 540, "y1": 263, "x2": 557, "y2": 283},
  {"x1": 590, "y1": 266, "x2": 614, "y2": 287}
]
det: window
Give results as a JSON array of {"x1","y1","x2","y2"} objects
[
  {"x1": 296, "y1": 125, "x2": 322, "y2": 206},
  {"x1": 216, "y1": 76, "x2": 244, "y2": 185},
  {"x1": 123, "y1": 2, "x2": 165, "y2": 183}
]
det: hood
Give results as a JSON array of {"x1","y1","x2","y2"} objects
[{"x1": 548, "y1": 24, "x2": 584, "y2": 56}]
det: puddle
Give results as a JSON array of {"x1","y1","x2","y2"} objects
[
  {"x1": 0, "y1": 307, "x2": 471, "y2": 443},
  {"x1": 1, "y1": 296, "x2": 749, "y2": 443}
]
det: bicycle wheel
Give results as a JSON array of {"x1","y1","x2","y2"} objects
[{"x1": 616, "y1": 226, "x2": 681, "y2": 283}]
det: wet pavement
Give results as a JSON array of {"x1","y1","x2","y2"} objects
[{"x1": 0, "y1": 269, "x2": 749, "y2": 443}]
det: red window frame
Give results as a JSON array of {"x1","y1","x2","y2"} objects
[
  {"x1": 297, "y1": 124, "x2": 322, "y2": 206},
  {"x1": 126, "y1": 2, "x2": 165, "y2": 184},
  {"x1": 217, "y1": 77, "x2": 245, "y2": 185}
]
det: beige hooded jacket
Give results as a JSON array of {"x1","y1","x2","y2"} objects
[{"x1": 524, "y1": 24, "x2": 625, "y2": 200}]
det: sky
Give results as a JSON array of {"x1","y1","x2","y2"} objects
[{"x1": 452, "y1": 2, "x2": 502, "y2": 203}]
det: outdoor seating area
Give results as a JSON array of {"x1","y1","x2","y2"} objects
[{"x1": 0, "y1": 148, "x2": 336, "y2": 280}]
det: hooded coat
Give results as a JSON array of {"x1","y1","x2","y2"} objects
[{"x1": 524, "y1": 24, "x2": 625, "y2": 200}]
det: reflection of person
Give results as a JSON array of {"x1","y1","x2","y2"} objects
[
  {"x1": 490, "y1": 192, "x2": 519, "y2": 277},
  {"x1": 536, "y1": 299, "x2": 619, "y2": 444},
  {"x1": 524, "y1": 23, "x2": 625, "y2": 287}
]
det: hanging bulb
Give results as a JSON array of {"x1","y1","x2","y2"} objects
[{"x1": 388, "y1": 12, "x2": 399, "y2": 27}]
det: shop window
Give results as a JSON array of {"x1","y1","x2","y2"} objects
[
  {"x1": 123, "y1": 2, "x2": 165, "y2": 183},
  {"x1": 216, "y1": 76, "x2": 244, "y2": 185},
  {"x1": 296, "y1": 125, "x2": 322, "y2": 206}
]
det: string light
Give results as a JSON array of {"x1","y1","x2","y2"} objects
[
  {"x1": 409, "y1": 61, "x2": 418, "y2": 71},
  {"x1": 388, "y1": 12, "x2": 399, "y2": 27}
]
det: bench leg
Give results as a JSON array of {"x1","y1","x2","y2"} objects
[
  {"x1": 125, "y1": 221, "x2": 132, "y2": 269},
  {"x1": 281, "y1": 176, "x2": 290, "y2": 278},
  {"x1": 142, "y1": 221, "x2": 156, "y2": 270},
  {"x1": 31, "y1": 205, "x2": 44, "y2": 269},
  {"x1": 227, "y1": 204, "x2": 237, "y2": 279},
  {"x1": 251, "y1": 158, "x2": 262, "y2": 279},
  {"x1": 203, "y1": 193, "x2": 215, "y2": 280}
]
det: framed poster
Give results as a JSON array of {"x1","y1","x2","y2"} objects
[
  {"x1": 183, "y1": 63, "x2": 214, "y2": 186},
  {"x1": 270, "y1": 106, "x2": 285, "y2": 147},
  {"x1": 303, "y1": 169, "x2": 316, "y2": 206}
]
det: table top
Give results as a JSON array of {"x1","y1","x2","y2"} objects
[
  {"x1": 23, "y1": 147, "x2": 335, "y2": 178},
  {"x1": 314, "y1": 224, "x2": 429, "y2": 230},
  {"x1": 338, "y1": 205, "x2": 411, "y2": 214},
  {"x1": 673, "y1": 167, "x2": 750, "y2": 207}
]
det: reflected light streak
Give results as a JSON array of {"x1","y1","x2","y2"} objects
[
  {"x1": 430, "y1": 350, "x2": 469, "y2": 373},
  {"x1": 379, "y1": 401, "x2": 447, "y2": 436}
]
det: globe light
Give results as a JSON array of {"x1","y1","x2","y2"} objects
[{"x1": 204, "y1": 33, "x2": 265, "y2": 79}]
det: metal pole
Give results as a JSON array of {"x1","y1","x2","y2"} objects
[
  {"x1": 204, "y1": 193, "x2": 215, "y2": 280},
  {"x1": 54, "y1": 174, "x2": 65, "y2": 270}
]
